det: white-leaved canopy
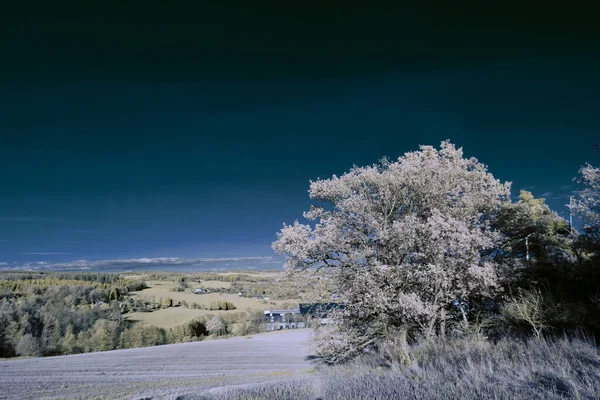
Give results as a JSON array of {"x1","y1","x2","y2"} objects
[
  {"x1": 575, "y1": 163, "x2": 600, "y2": 233},
  {"x1": 273, "y1": 141, "x2": 512, "y2": 362}
]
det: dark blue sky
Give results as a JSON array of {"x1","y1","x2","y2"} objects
[{"x1": 0, "y1": 2, "x2": 598, "y2": 268}]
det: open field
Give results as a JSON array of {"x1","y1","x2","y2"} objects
[
  {"x1": 140, "y1": 280, "x2": 232, "y2": 290},
  {"x1": 0, "y1": 329, "x2": 314, "y2": 400},
  {"x1": 125, "y1": 307, "x2": 220, "y2": 329},
  {"x1": 199, "y1": 281, "x2": 232, "y2": 289},
  {"x1": 124, "y1": 300, "x2": 300, "y2": 330},
  {"x1": 126, "y1": 277, "x2": 300, "y2": 329},
  {"x1": 123, "y1": 307, "x2": 259, "y2": 329},
  {"x1": 131, "y1": 291, "x2": 274, "y2": 307}
]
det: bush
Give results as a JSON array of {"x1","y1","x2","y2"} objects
[
  {"x1": 229, "y1": 311, "x2": 265, "y2": 336},
  {"x1": 167, "y1": 318, "x2": 209, "y2": 343},
  {"x1": 119, "y1": 324, "x2": 167, "y2": 348},
  {"x1": 206, "y1": 316, "x2": 227, "y2": 336},
  {"x1": 208, "y1": 301, "x2": 236, "y2": 311},
  {"x1": 502, "y1": 288, "x2": 550, "y2": 338}
]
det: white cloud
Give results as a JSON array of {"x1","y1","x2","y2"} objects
[{"x1": 0, "y1": 256, "x2": 281, "y2": 272}]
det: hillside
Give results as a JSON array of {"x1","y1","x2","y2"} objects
[{"x1": 0, "y1": 329, "x2": 314, "y2": 400}]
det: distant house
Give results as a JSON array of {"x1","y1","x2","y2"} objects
[
  {"x1": 299, "y1": 302, "x2": 344, "y2": 325},
  {"x1": 194, "y1": 288, "x2": 204, "y2": 294},
  {"x1": 264, "y1": 308, "x2": 304, "y2": 330}
]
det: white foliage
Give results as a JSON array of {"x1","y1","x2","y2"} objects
[
  {"x1": 575, "y1": 163, "x2": 600, "y2": 231},
  {"x1": 273, "y1": 141, "x2": 511, "y2": 358}
]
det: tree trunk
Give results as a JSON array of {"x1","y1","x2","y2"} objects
[
  {"x1": 440, "y1": 309, "x2": 446, "y2": 340},
  {"x1": 459, "y1": 303, "x2": 469, "y2": 331},
  {"x1": 397, "y1": 325, "x2": 411, "y2": 365},
  {"x1": 426, "y1": 314, "x2": 437, "y2": 340}
]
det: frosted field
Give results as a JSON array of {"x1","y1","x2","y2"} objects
[{"x1": 0, "y1": 329, "x2": 314, "y2": 400}]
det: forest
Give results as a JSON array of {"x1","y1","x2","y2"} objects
[{"x1": 0, "y1": 271, "x2": 265, "y2": 357}]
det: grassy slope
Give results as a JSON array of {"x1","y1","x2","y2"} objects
[{"x1": 0, "y1": 329, "x2": 315, "y2": 400}]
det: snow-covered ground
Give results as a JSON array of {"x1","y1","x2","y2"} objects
[{"x1": 0, "y1": 329, "x2": 314, "y2": 400}]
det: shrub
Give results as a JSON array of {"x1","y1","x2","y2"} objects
[
  {"x1": 502, "y1": 288, "x2": 550, "y2": 338},
  {"x1": 119, "y1": 324, "x2": 167, "y2": 348},
  {"x1": 209, "y1": 301, "x2": 236, "y2": 311},
  {"x1": 229, "y1": 311, "x2": 265, "y2": 336}
]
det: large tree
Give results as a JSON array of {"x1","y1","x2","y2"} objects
[{"x1": 273, "y1": 141, "x2": 511, "y2": 362}]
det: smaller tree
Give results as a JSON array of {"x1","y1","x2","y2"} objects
[
  {"x1": 572, "y1": 162, "x2": 600, "y2": 335},
  {"x1": 89, "y1": 319, "x2": 119, "y2": 352},
  {"x1": 40, "y1": 314, "x2": 62, "y2": 355},
  {"x1": 16, "y1": 334, "x2": 41, "y2": 357},
  {"x1": 231, "y1": 311, "x2": 264, "y2": 336},
  {"x1": 574, "y1": 163, "x2": 600, "y2": 240},
  {"x1": 502, "y1": 288, "x2": 549, "y2": 338},
  {"x1": 161, "y1": 296, "x2": 173, "y2": 308},
  {"x1": 187, "y1": 318, "x2": 208, "y2": 339},
  {"x1": 62, "y1": 325, "x2": 79, "y2": 354},
  {"x1": 496, "y1": 191, "x2": 571, "y2": 258},
  {"x1": 108, "y1": 288, "x2": 119, "y2": 301},
  {"x1": 119, "y1": 324, "x2": 166, "y2": 348},
  {"x1": 206, "y1": 316, "x2": 227, "y2": 336},
  {"x1": 493, "y1": 190, "x2": 573, "y2": 289}
]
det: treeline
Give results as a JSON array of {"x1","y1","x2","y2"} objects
[
  {"x1": 0, "y1": 274, "x2": 144, "y2": 357},
  {"x1": 61, "y1": 310, "x2": 265, "y2": 354},
  {"x1": 0, "y1": 271, "x2": 134, "y2": 284},
  {"x1": 143, "y1": 271, "x2": 271, "y2": 283},
  {"x1": 167, "y1": 311, "x2": 265, "y2": 342},
  {"x1": 230, "y1": 281, "x2": 302, "y2": 299},
  {"x1": 143, "y1": 271, "x2": 301, "y2": 300},
  {"x1": 0, "y1": 283, "x2": 124, "y2": 357},
  {"x1": 0, "y1": 275, "x2": 265, "y2": 357},
  {"x1": 0, "y1": 271, "x2": 145, "y2": 296},
  {"x1": 182, "y1": 300, "x2": 237, "y2": 311}
]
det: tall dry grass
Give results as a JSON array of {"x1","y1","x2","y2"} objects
[{"x1": 194, "y1": 336, "x2": 599, "y2": 400}]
